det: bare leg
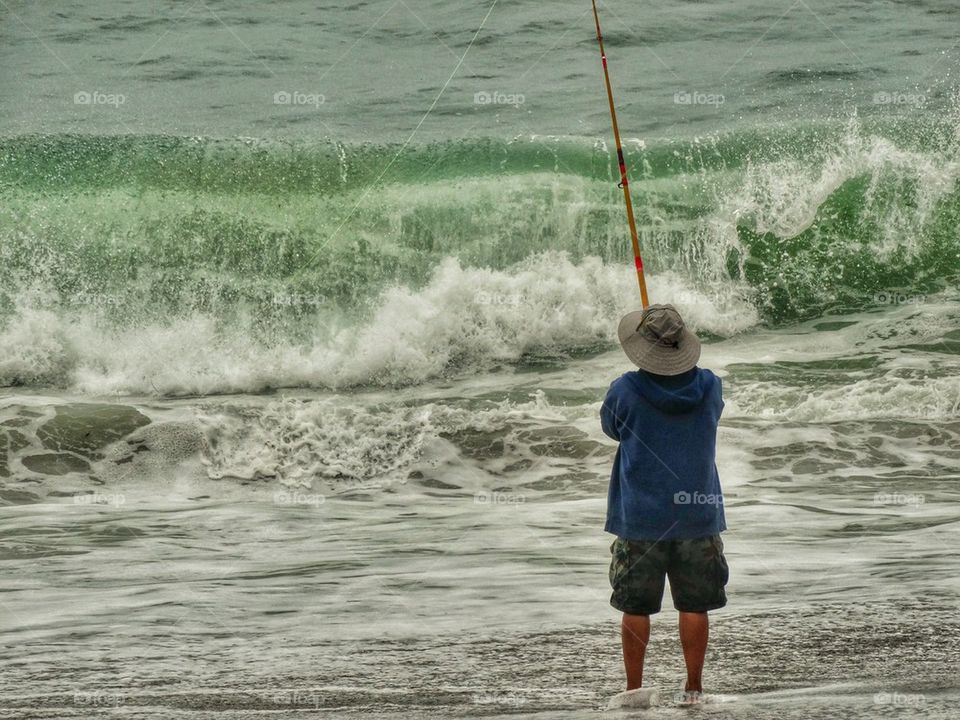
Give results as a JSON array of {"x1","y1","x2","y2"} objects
[
  {"x1": 678, "y1": 611, "x2": 708, "y2": 693},
  {"x1": 621, "y1": 613, "x2": 650, "y2": 690}
]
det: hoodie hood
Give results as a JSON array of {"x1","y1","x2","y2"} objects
[{"x1": 623, "y1": 367, "x2": 716, "y2": 414}]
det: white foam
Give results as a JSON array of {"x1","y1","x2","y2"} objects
[
  {"x1": 713, "y1": 294, "x2": 960, "y2": 421},
  {"x1": 726, "y1": 372, "x2": 960, "y2": 422},
  {"x1": 723, "y1": 117, "x2": 960, "y2": 253},
  {"x1": 195, "y1": 392, "x2": 550, "y2": 487},
  {"x1": 0, "y1": 252, "x2": 759, "y2": 396}
]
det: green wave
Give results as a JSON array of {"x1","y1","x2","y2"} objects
[{"x1": 1, "y1": 118, "x2": 958, "y2": 327}]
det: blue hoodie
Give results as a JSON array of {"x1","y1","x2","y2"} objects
[{"x1": 601, "y1": 367, "x2": 726, "y2": 540}]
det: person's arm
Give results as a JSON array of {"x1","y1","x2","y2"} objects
[{"x1": 600, "y1": 382, "x2": 621, "y2": 442}]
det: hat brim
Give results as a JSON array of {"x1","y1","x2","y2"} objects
[{"x1": 617, "y1": 310, "x2": 701, "y2": 375}]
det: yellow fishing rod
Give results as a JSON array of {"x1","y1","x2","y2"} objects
[{"x1": 591, "y1": 0, "x2": 650, "y2": 308}]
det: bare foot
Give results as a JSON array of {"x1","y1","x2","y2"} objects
[{"x1": 608, "y1": 687, "x2": 659, "y2": 709}]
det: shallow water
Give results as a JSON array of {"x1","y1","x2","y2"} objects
[{"x1": 2, "y1": 301, "x2": 959, "y2": 717}]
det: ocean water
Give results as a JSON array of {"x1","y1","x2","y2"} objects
[{"x1": 1, "y1": 0, "x2": 959, "y2": 718}]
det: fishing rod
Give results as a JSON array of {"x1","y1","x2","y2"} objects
[{"x1": 591, "y1": 0, "x2": 650, "y2": 308}]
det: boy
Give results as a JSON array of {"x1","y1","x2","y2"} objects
[{"x1": 600, "y1": 304, "x2": 729, "y2": 707}]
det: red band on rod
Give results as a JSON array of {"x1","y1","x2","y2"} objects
[{"x1": 595, "y1": 0, "x2": 649, "y2": 306}]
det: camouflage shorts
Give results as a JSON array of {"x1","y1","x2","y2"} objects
[{"x1": 609, "y1": 534, "x2": 729, "y2": 615}]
